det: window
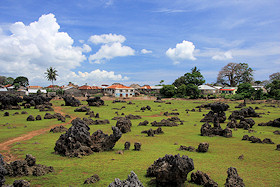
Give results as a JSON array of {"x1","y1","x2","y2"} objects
[
  {"x1": 120, "y1": 90, "x2": 123, "y2": 92},
  {"x1": 130, "y1": 90, "x2": 133, "y2": 92}
]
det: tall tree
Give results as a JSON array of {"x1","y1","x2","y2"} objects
[
  {"x1": 45, "y1": 67, "x2": 58, "y2": 85},
  {"x1": 5, "y1": 77, "x2": 14, "y2": 85},
  {"x1": 217, "y1": 62, "x2": 253, "y2": 87},
  {"x1": 0, "y1": 76, "x2": 6, "y2": 85},
  {"x1": 13, "y1": 76, "x2": 29, "y2": 87},
  {"x1": 269, "y1": 72, "x2": 280, "y2": 81},
  {"x1": 173, "y1": 66, "x2": 205, "y2": 87}
]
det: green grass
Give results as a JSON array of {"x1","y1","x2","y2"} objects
[{"x1": 2, "y1": 99, "x2": 280, "y2": 186}]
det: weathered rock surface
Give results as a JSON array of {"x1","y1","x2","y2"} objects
[
  {"x1": 179, "y1": 145, "x2": 195, "y2": 152},
  {"x1": 146, "y1": 154, "x2": 194, "y2": 186},
  {"x1": 116, "y1": 118, "x2": 132, "y2": 133},
  {"x1": 124, "y1": 142, "x2": 131, "y2": 150},
  {"x1": 201, "y1": 121, "x2": 232, "y2": 138},
  {"x1": 84, "y1": 174, "x2": 100, "y2": 184},
  {"x1": 50, "y1": 125, "x2": 68, "y2": 133},
  {"x1": 229, "y1": 107, "x2": 260, "y2": 120},
  {"x1": 138, "y1": 120, "x2": 149, "y2": 126},
  {"x1": 258, "y1": 118, "x2": 280, "y2": 128},
  {"x1": 196, "y1": 142, "x2": 209, "y2": 153},
  {"x1": 224, "y1": 167, "x2": 245, "y2": 187},
  {"x1": 63, "y1": 96, "x2": 81, "y2": 107},
  {"x1": 54, "y1": 118, "x2": 122, "y2": 157},
  {"x1": 26, "y1": 115, "x2": 35, "y2": 121},
  {"x1": 134, "y1": 142, "x2": 141, "y2": 151},
  {"x1": 108, "y1": 171, "x2": 143, "y2": 187},
  {"x1": 0, "y1": 154, "x2": 7, "y2": 186},
  {"x1": 13, "y1": 180, "x2": 31, "y2": 187},
  {"x1": 0, "y1": 95, "x2": 23, "y2": 110},
  {"x1": 35, "y1": 115, "x2": 42, "y2": 120},
  {"x1": 190, "y1": 170, "x2": 218, "y2": 187},
  {"x1": 86, "y1": 97, "x2": 104, "y2": 106},
  {"x1": 74, "y1": 106, "x2": 90, "y2": 112}
]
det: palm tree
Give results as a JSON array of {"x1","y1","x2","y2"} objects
[{"x1": 45, "y1": 67, "x2": 58, "y2": 85}]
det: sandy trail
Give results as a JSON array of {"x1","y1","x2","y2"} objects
[{"x1": 0, "y1": 105, "x2": 74, "y2": 162}]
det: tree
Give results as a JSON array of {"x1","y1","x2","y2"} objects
[
  {"x1": 176, "y1": 84, "x2": 187, "y2": 98},
  {"x1": 265, "y1": 80, "x2": 280, "y2": 100},
  {"x1": 269, "y1": 72, "x2": 280, "y2": 81},
  {"x1": 217, "y1": 62, "x2": 253, "y2": 87},
  {"x1": 0, "y1": 76, "x2": 6, "y2": 85},
  {"x1": 173, "y1": 66, "x2": 205, "y2": 87},
  {"x1": 45, "y1": 67, "x2": 58, "y2": 85},
  {"x1": 5, "y1": 77, "x2": 14, "y2": 85},
  {"x1": 236, "y1": 83, "x2": 255, "y2": 98},
  {"x1": 13, "y1": 76, "x2": 29, "y2": 87},
  {"x1": 160, "y1": 85, "x2": 176, "y2": 98},
  {"x1": 185, "y1": 83, "x2": 200, "y2": 99}
]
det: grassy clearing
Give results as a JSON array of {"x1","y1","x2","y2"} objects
[{"x1": 2, "y1": 99, "x2": 280, "y2": 186}]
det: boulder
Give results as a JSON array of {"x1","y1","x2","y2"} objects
[
  {"x1": 21, "y1": 111, "x2": 28, "y2": 114},
  {"x1": 141, "y1": 128, "x2": 164, "y2": 136},
  {"x1": 134, "y1": 142, "x2": 141, "y2": 151},
  {"x1": 108, "y1": 171, "x2": 143, "y2": 187},
  {"x1": 224, "y1": 167, "x2": 245, "y2": 187},
  {"x1": 276, "y1": 144, "x2": 280, "y2": 151},
  {"x1": 190, "y1": 170, "x2": 218, "y2": 187},
  {"x1": 26, "y1": 115, "x2": 35, "y2": 121},
  {"x1": 242, "y1": 135, "x2": 250, "y2": 141},
  {"x1": 125, "y1": 114, "x2": 142, "y2": 120},
  {"x1": 63, "y1": 96, "x2": 81, "y2": 107},
  {"x1": 116, "y1": 119, "x2": 132, "y2": 133},
  {"x1": 50, "y1": 125, "x2": 68, "y2": 133},
  {"x1": 196, "y1": 142, "x2": 209, "y2": 153},
  {"x1": 146, "y1": 154, "x2": 194, "y2": 186},
  {"x1": 151, "y1": 119, "x2": 179, "y2": 127},
  {"x1": 44, "y1": 113, "x2": 54, "y2": 119},
  {"x1": 179, "y1": 145, "x2": 195, "y2": 152},
  {"x1": 37, "y1": 104, "x2": 54, "y2": 112},
  {"x1": 258, "y1": 118, "x2": 280, "y2": 127},
  {"x1": 84, "y1": 174, "x2": 100, "y2": 184},
  {"x1": 262, "y1": 138, "x2": 274, "y2": 144},
  {"x1": 124, "y1": 142, "x2": 131, "y2": 150},
  {"x1": 0, "y1": 154, "x2": 7, "y2": 186},
  {"x1": 0, "y1": 95, "x2": 23, "y2": 110},
  {"x1": 273, "y1": 130, "x2": 280, "y2": 135},
  {"x1": 138, "y1": 120, "x2": 149, "y2": 126},
  {"x1": 74, "y1": 106, "x2": 90, "y2": 112},
  {"x1": 4, "y1": 112, "x2": 9, "y2": 117},
  {"x1": 35, "y1": 115, "x2": 42, "y2": 120},
  {"x1": 86, "y1": 97, "x2": 104, "y2": 106},
  {"x1": 13, "y1": 180, "x2": 30, "y2": 187},
  {"x1": 229, "y1": 107, "x2": 260, "y2": 120}
]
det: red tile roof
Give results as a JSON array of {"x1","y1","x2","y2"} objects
[
  {"x1": 107, "y1": 85, "x2": 133, "y2": 89},
  {"x1": 47, "y1": 85, "x2": 60, "y2": 88},
  {"x1": 4, "y1": 84, "x2": 12, "y2": 87},
  {"x1": 28, "y1": 86, "x2": 42, "y2": 89},
  {"x1": 79, "y1": 85, "x2": 102, "y2": 90},
  {"x1": 141, "y1": 85, "x2": 152, "y2": 89},
  {"x1": 220, "y1": 89, "x2": 235, "y2": 91}
]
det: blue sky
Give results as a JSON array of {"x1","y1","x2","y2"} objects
[{"x1": 0, "y1": 0, "x2": 279, "y2": 86}]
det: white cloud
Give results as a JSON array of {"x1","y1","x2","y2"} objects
[
  {"x1": 69, "y1": 69, "x2": 129, "y2": 84},
  {"x1": 212, "y1": 51, "x2": 233, "y2": 60},
  {"x1": 141, "y1": 49, "x2": 152, "y2": 54},
  {"x1": 166, "y1": 40, "x2": 196, "y2": 64},
  {"x1": 89, "y1": 42, "x2": 135, "y2": 63},
  {"x1": 88, "y1": 33, "x2": 126, "y2": 44},
  {"x1": 81, "y1": 44, "x2": 92, "y2": 53}
]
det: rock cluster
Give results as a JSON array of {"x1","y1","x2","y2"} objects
[
  {"x1": 44, "y1": 113, "x2": 66, "y2": 122},
  {"x1": 140, "y1": 105, "x2": 151, "y2": 111},
  {"x1": 86, "y1": 97, "x2": 104, "y2": 106},
  {"x1": 190, "y1": 170, "x2": 218, "y2": 187},
  {"x1": 224, "y1": 167, "x2": 245, "y2": 187},
  {"x1": 151, "y1": 117, "x2": 183, "y2": 127},
  {"x1": 63, "y1": 96, "x2": 81, "y2": 107},
  {"x1": 179, "y1": 145, "x2": 196, "y2": 152},
  {"x1": 108, "y1": 171, "x2": 143, "y2": 187},
  {"x1": 201, "y1": 102, "x2": 229, "y2": 123},
  {"x1": 50, "y1": 125, "x2": 68, "y2": 133},
  {"x1": 258, "y1": 118, "x2": 280, "y2": 127},
  {"x1": 112, "y1": 100, "x2": 126, "y2": 103},
  {"x1": 0, "y1": 154, "x2": 7, "y2": 186},
  {"x1": 74, "y1": 106, "x2": 90, "y2": 112},
  {"x1": 196, "y1": 142, "x2": 209, "y2": 153},
  {"x1": 229, "y1": 107, "x2": 260, "y2": 120},
  {"x1": 26, "y1": 115, "x2": 35, "y2": 121},
  {"x1": 23, "y1": 95, "x2": 52, "y2": 106},
  {"x1": 37, "y1": 104, "x2": 54, "y2": 112},
  {"x1": 82, "y1": 118, "x2": 110, "y2": 125},
  {"x1": 54, "y1": 118, "x2": 122, "y2": 157},
  {"x1": 163, "y1": 111, "x2": 179, "y2": 116},
  {"x1": 12, "y1": 180, "x2": 30, "y2": 187},
  {"x1": 0, "y1": 95, "x2": 23, "y2": 110},
  {"x1": 146, "y1": 154, "x2": 194, "y2": 186},
  {"x1": 84, "y1": 174, "x2": 100, "y2": 184},
  {"x1": 4, "y1": 154, "x2": 54, "y2": 177},
  {"x1": 125, "y1": 114, "x2": 142, "y2": 120},
  {"x1": 242, "y1": 135, "x2": 274, "y2": 144},
  {"x1": 201, "y1": 116, "x2": 232, "y2": 138},
  {"x1": 227, "y1": 117, "x2": 255, "y2": 129},
  {"x1": 138, "y1": 120, "x2": 149, "y2": 126},
  {"x1": 141, "y1": 127, "x2": 164, "y2": 136},
  {"x1": 116, "y1": 118, "x2": 132, "y2": 133}
]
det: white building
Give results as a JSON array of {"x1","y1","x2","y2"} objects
[
  {"x1": 198, "y1": 85, "x2": 218, "y2": 95},
  {"x1": 104, "y1": 84, "x2": 135, "y2": 97}
]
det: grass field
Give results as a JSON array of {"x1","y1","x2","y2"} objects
[{"x1": 1, "y1": 98, "x2": 280, "y2": 186}]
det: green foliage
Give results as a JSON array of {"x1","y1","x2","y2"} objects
[
  {"x1": 46, "y1": 88, "x2": 55, "y2": 93},
  {"x1": 36, "y1": 89, "x2": 42, "y2": 95},
  {"x1": 253, "y1": 89, "x2": 265, "y2": 100},
  {"x1": 173, "y1": 66, "x2": 205, "y2": 87},
  {"x1": 56, "y1": 88, "x2": 64, "y2": 96},
  {"x1": 45, "y1": 67, "x2": 58, "y2": 85},
  {"x1": 160, "y1": 85, "x2": 176, "y2": 97},
  {"x1": 185, "y1": 83, "x2": 200, "y2": 99},
  {"x1": 236, "y1": 83, "x2": 255, "y2": 98},
  {"x1": 265, "y1": 80, "x2": 280, "y2": 100},
  {"x1": 176, "y1": 84, "x2": 187, "y2": 98},
  {"x1": 13, "y1": 83, "x2": 20, "y2": 90},
  {"x1": 13, "y1": 76, "x2": 29, "y2": 87}
]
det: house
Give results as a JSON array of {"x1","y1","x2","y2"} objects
[
  {"x1": 0, "y1": 86, "x2": 8, "y2": 92},
  {"x1": 198, "y1": 85, "x2": 218, "y2": 95},
  {"x1": 129, "y1": 84, "x2": 141, "y2": 89},
  {"x1": 252, "y1": 86, "x2": 267, "y2": 93},
  {"x1": 78, "y1": 85, "x2": 102, "y2": 96},
  {"x1": 104, "y1": 84, "x2": 135, "y2": 97},
  {"x1": 220, "y1": 87, "x2": 237, "y2": 94},
  {"x1": 62, "y1": 86, "x2": 82, "y2": 97},
  {"x1": 27, "y1": 86, "x2": 47, "y2": 95},
  {"x1": 46, "y1": 85, "x2": 61, "y2": 91},
  {"x1": 150, "y1": 86, "x2": 163, "y2": 93}
]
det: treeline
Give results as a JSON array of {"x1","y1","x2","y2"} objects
[
  {"x1": 160, "y1": 63, "x2": 280, "y2": 100},
  {"x1": 0, "y1": 76, "x2": 29, "y2": 89}
]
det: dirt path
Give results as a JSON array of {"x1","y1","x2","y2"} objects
[{"x1": 0, "y1": 105, "x2": 74, "y2": 162}]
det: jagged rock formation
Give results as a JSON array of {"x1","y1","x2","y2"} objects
[
  {"x1": 116, "y1": 118, "x2": 132, "y2": 133},
  {"x1": 124, "y1": 142, "x2": 131, "y2": 150},
  {"x1": 74, "y1": 106, "x2": 90, "y2": 112},
  {"x1": 138, "y1": 120, "x2": 149, "y2": 126},
  {"x1": 4, "y1": 154, "x2": 54, "y2": 177},
  {"x1": 241, "y1": 135, "x2": 274, "y2": 144},
  {"x1": 151, "y1": 117, "x2": 183, "y2": 127},
  {"x1": 201, "y1": 102, "x2": 229, "y2": 123},
  {"x1": 54, "y1": 118, "x2": 122, "y2": 157},
  {"x1": 196, "y1": 142, "x2": 209, "y2": 153},
  {"x1": 63, "y1": 96, "x2": 81, "y2": 107},
  {"x1": 190, "y1": 170, "x2": 218, "y2": 187},
  {"x1": 258, "y1": 118, "x2": 280, "y2": 128},
  {"x1": 108, "y1": 171, "x2": 143, "y2": 187},
  {"x1": 35, "y1": 115, "x2": 42, "y2": 120},
  {"x1": 229, "y1": 107, "x2": 260, "y2": 120},
  {"x1": 86, "y1": 97, "x2": 104, "y2": 106},
  {"x1": 26, "y1": 115, "x2": 35, "y2": 121},
  {"x1": 0, "y1": 95, "x2": 23, "y2": 110},
  {"x1": 140, "y1": 105, "x2": 151, "y2": 111},
  {"x1": 179, "y1": 145, "x2": 195, "y2": 152},
  {"x1": 134, "y1": 142, "x2": 141, "y2": 151},
  {"x1": 201, "y1": 116, "x2": 232, "y2": 138},
  {"x1": 0, "y1": 154, "x2": 7, "y2": 186},
  {"x1": 50, "y1": 125, "x2": 68, "y2": 133},
  {"x1": 141, "y1": 128, "x2": 164, "y2": 137},
  {"x1": 84, "y1": 174, "x2": 100, "y2": 184},
  {"x1": 146, "y1": 154, "x2": 194, "y2": 186},
  {"x1": 224, "y1": 167, "x2": 245, "y2": 187}
]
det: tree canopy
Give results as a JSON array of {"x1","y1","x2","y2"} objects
[
  {"x1": 45, "y1": 67, "x2": 58, "y2": 85},
  {"x1": 173, "y1": 66, "x2": 205, "y2": 87},
  {"x1": 13, "y1": 76, "x2": 29, "y2": 87},
  {"x1": 217, "y1": 62, "x2": 253, "y2": 87},
  {"x1": 236, "y1": 83, "x2": 255, "y2": 98},
  {"x1": 269, "y1": 72, "x2": 280, "y2": 81}
]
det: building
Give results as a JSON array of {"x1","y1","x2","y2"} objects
[
  {"x1": 78, "y1": 85, "x2": 102, "y2": 96},
  {"x1": 198, "y1": 85, "x2": 218, "y2": 95},
  {"x1": 252, "y1": 86, "x2": 267, "y2": 93},
  {"x1": 27, "y1": 86, "x2": 47, "y2": 95},
  {"x1": 104, "y1": 84, "x2": 135, "y2": 97},
  {"x1": 150, "y1": 86, "x2": 163, "y2": 93},
  {"x1": 220, "y1": 87, "x2": 237, "y2": 94}
]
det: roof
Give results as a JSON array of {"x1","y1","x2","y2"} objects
[
  {"x1": 47, "y1": 85, "x2": 60, "y2": 88},
  {"x1": 107, "y1": 85, "x2": 133, "y2": 89},
  {"x1": 198, "y1": 85, "x2": 217, "y2": 90},
  {"x1": 220, "y1": 89, "x2": 235, "y2": 91},
  {"x1": 4, "y1": 84, "x2": 12, "y2": 87},
  {"x1": 0, "y1": 87, "x2": 7, "y2": 92},
  {"x1": 28, "y1": 89, "x2": 47, "y2": 94},
  {"x1": 141, "y1": 85, "x2": 152, "y2": 89},
  {"x1": 129, "y1": 84, "x2": 141, "y2": 89},
  {"x1": 78, "y1": 85, "x2": 102, "y2": 90},
  {"x1": 150, "y1": 86, "x2": 163, "y2": 89},
  {"x1": 28, "y1": 86, "x2": 42, "y2": 89}
]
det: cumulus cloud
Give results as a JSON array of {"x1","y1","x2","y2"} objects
[
  {"x1": 166, "y1": 40, "x2": 196, "y2": 64},
  {"x1": 212, "y1": 51, "x2": 233, "y2": 60},
  {"x1": 88, "y1": 33, "x2": 126, "y2": 44},
  {"x1": 141, "y1": 49, "x2": 152, "y2": 54},
  {"x1": 0, "y1": 14, "x2": 130, "y2": 85},
  {"x1": 89, "y1": 42, "x2": 135, "y2": 64}
]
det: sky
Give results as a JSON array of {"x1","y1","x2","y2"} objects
[{"x1": 0, "y1": 0, "x2": 279, "y2": 86}]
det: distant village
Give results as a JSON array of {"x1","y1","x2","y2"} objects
[{"x1": 0, "y1": 82, "x2": 266, "y2": 98}]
